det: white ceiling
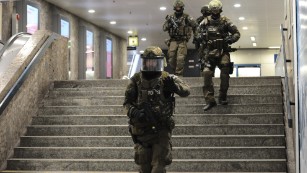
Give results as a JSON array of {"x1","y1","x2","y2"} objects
[{"x1": 44, "y1": 0, "x2": 284, "y2": 51}]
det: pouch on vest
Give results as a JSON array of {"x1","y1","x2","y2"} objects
[
  {"x1": 130, "y1": 125, "x2": 145, "y2": 135},
  {"x1": 208, "y1": 39, "x2": 224, "y2": 58}
]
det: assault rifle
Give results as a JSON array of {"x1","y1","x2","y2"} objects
[{"x1": 166, "y1": 15, "x2": 178, "y2": 29}]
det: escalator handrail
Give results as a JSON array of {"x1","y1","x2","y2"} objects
[
  {"x1": 0, "y1": 32, "x2": 32, "y2": 60},
  {"x1": 280, "y1": 24, "x2": 292, "y2": 128},
  {"x1": 0, "y1": 33, "x2": 59, "y2": 115}
]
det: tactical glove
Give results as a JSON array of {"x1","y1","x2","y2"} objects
[
  {"x1": 128, "y1": 107, "x2": 147, "y2": 122},
  {"x1": 225, "y1": 36, "x2": 234, "y2": 44},
  {"x1": 163, "y1": 76, "x2": 178, "y2": 92}
]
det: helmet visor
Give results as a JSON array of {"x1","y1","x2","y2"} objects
[{"x1": 141, "y1": 57, "x2": 164, "y2": 72}]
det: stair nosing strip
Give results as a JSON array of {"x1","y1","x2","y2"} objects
[
  {"x1": 7, "y1": 158, "x2": 287, "y2": 162},
  {"x1": 15, "y1": 146, "x2": 286, "y2": 149},
  {"x1": 21, "y1": 134, "x2": 286, "y2": 138}
]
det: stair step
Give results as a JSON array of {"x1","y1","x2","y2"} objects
[
  {"x1": 53, "y1": 77, "x2": 282, "y2": 88},
  {"x1": 5, "y1": 77, "x2": 287, "y2": 172},
  {"x1": 13, "y1": 147, "x2": 286, "y2": 159},
  {"x1": 6, "y1": 158, "x2": 287, "y2": 172},
  {"x1": 43, "y1": 95, "x2": 283, "y2": 106},
  {"x1": 38, "y1": 104, "x2": 283, "y2": 115},
  {"x1": 20, "y1": 135, "x2": 286, "y2": 147},
  {"x1": 0, "y1": 170, "x2": 286, "y2": 173},
  {"x1": 48, "y1": 85, "x2": 282, "y2": 97},
  {"x1": 26, "y1": 124, "x2": 285, "y2": 136},
  {"x1": 31, "y1": 113, "x2": 284, "y2": 125}
]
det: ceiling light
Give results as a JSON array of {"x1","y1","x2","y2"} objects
[
  {"x1": 253, "y1": 43, "x2": 257, "y2": 47},
  {"x1": 110, "y1": 21, "x2": 116, "y2": 25},
  {"x1": 250, "y1": 36, "x2": 256, "y2": 41},
  {"x1": 242, "y1": 27, "x2": 248, "y2": 30},
  {"x1": 234, "y1": 4, "x2": 241, "y2": 8},
  {"x1": 239, "y1": 17, "x2": 245, "y2": 20},
  {"x1": 268, "y1": 46, "x2": 280, "y2": 49},
  {"x1": 160, "y1": 6, "x2": 166, "y2": 11},
  {"x1": 88, "y1": 9, "x2": 95, "y2": 13},
  {"x1": 127, "y1": 30, "x2": 133, "y2": 34},
  {"x1": 140, "y1": 50, "x2": 144, "y2": 54},
  {"x1": 141, "y1": 38, "x2": 147, "y2": 41}
]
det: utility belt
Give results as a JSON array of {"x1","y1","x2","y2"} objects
[{"x1": 170, "y1": 36, "x2": 188, "y2": 42}]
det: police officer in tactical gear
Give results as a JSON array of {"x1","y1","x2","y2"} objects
[
  {"x1": 197, "y1": 0, "x2": 240, "y2": 111},
  {"x1": 163, "y1": 0, "x2": 197, "y2": 76},
  {"x1": 193, "y1": 5, "x2": 211, "y2": 59},
  {"x1": 196, "y1": 5, "x2": 211, "y2": 24},
  {"x1": 123, "y1": 46, "x2": 190, "y2": 173}
]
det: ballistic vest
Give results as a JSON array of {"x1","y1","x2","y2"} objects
[
  {"x1": 134, "y1": 72, "x2": 175, "y2": 122},
  {"x1": 168, "y1": 13, "x2": 191, "y2": 41}
]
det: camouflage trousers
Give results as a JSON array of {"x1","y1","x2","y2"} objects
[
  {"x1": 168, "y1": 40, "x2": 187, "y2": 76},
  {"x1": 202, "y1": 52, "x2": 231, "y2": 103},
  {"x1": 134, "y1": 129, "x2": 172, "y2": 173}
]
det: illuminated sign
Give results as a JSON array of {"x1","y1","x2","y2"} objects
[{"x1": 128, "y1": 36, "x2": 138, "y2": 47}]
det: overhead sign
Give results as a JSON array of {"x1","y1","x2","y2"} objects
[{"x1": 128, "y1": 36, "x2": 138, "y2": 47}]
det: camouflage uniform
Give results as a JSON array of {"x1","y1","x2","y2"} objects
[
  {"x1": 163, "y1": 0, "x2": 197, "y2": 76},
  {"x1": 194, "y1": 5, "x2": 211, "y2": 60},
  {"x1": 197, "y1": 0, "x2": 240, "y2": 110},
  {"x1": 123, "y1": 46, "x2": 190, "y2": 173}
]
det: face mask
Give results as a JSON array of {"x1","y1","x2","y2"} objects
[{"x1": 211, "y1": 13, "x2": 220, "y2": 20}]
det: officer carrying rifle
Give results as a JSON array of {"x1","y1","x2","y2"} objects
[{"x1": 196, "y1": 0, "x2": 241, "y2": 111}]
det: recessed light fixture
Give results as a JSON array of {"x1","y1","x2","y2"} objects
[
  {"x1": 239, "y1": 17, "x2": 245, "y2": 21},
  {"x1": 253, "y1": 43, "x2": 257, "y2": 47},
  {"x1": 110, "y1": 21, "x2": 116, "y2": 25},
  {"x1": 140, "y1": 50, "x2": 144, "y2": 54},
  {"x1": 250, "y1": 36, "x2": 256, "y2": 41},
  {"x1": 88, "y1": 9, "x2": 95, "y2": 13},
  {"x1": 127, "y1": 30, "x2": 133, "y2": 34},
  {"x1": 141, "y1": 38, "x2": 147, "y2": 41},
  {"x1": 160, "y1": 6, "x2": 167, "y2": 11},
  {"x1": 268, "y1": 46, "x2": 280, "y2": 49},
  {"x1": 234, "y1": 4, "x2": 241, "y2": 8},
  {"x1": 242, "y1": 27, "x2": 248, "y2": 30}
]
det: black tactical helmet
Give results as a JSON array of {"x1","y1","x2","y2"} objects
[
  {"x1": 141, "y1": 46, "x2": 165, "y2": 72},
  {"x1": 201, "y1": 5, "x2": 210, "y2": 16}
]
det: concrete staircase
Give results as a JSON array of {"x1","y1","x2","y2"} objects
[{"x1": 4, "y1": 77, "x2": 287, "y2": 172}]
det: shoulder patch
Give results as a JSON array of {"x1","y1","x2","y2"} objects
[{"x1": 131, "y1": 72, "x2": 141, "y2": 83}]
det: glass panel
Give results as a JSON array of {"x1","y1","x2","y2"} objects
[
  {"x1": 60, "y1": 19, "x2": 69, "y2": 38},
  {"x1": 86, "y1": 30, "x2": 94, "y2": 79},
  {"x1": 106, "y1": 38, "x2": 112, "y2": 78},
  {"x1": 238, "y1": 67, "x2": 261, "y2": 77},
  {"x1": 26, "y1": 5, "x2": 39, "y2": 34},
  {"x1": 214, "y1": 67, "x2": 237, "y2": 78}
]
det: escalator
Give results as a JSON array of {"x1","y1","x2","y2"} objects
[{"x1": 0, "y1": 32, "x2": 31, "y2": 76}]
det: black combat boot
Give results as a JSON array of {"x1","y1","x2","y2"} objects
[
  {"x1": 203, "y1": 101, "x2": 217, "y2": 111},
  {"x1": 218, "y1": 97, "x2": 228, "y2": 105}
]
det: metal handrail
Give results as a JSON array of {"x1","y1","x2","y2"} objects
[
  {"x1": 280, "y1": 24, "x2": 293, "y2": 128},
  {"x1": 0, "y1": 32, "x2": 32, "y2": 59},
  {"x1": 0, "y1": 33, "x2": 59, "y2": 115}
]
